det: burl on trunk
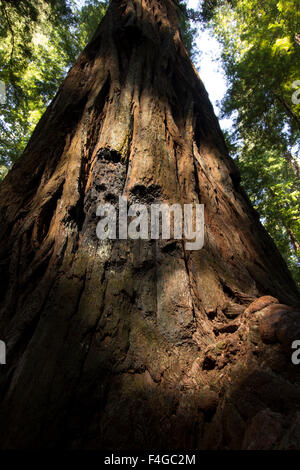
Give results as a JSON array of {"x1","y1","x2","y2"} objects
[{"x1": 0, "y1": 0, "x2": 299, "y2": 449}]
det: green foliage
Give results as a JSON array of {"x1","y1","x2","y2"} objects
[
  {"x1": 176, "y1": 1, "x2": 197, "y2": 58},
  {"x1": 74, "y1": 0, "x2": 109, "y2": 52},
  {"x1": 0, "y1": 0, "x2": 108, "y2": 174},
  {"x1": 236, "y1": 137, "x2": 300, "y2": 283},
  {"x1": 202, "y1": 0, "x2": 300, "y2": 287}
]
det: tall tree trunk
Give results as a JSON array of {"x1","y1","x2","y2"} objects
[
  {"x1": 0, "y1": 0, "x2": 299, "y2": 450},
  {"x1": 271, "y1": 89, "x2": 300, "y2": 129},
  {"x1": 287, "y1": 228, "x2": 300, "y2": 262},
  {"x1": 283, "y1": 151, "x2": 300, "y2": 181}
]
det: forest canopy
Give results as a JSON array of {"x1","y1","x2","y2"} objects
[{"x1": 0, "y1": 0, "x2": 299, "y2": 285}]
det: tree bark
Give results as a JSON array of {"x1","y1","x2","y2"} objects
[
  {"x1": 287, "y1": 227, "x2": 300, "y2": 262},
  {"x1": 271, "y1": 89, "x2": 300, "y2": 129},
  {"x1": 0, "y1": 0, "x2": 299, "y2": 449},
  {"x1": 283, "y1": 151, "x2": 300, "y2": 181}
]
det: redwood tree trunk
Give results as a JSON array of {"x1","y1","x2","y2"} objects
[{"x1": 0, "y1": 0, "x2": 299, "y2": 450}]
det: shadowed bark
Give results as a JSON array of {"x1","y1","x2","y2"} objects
[{"x1": 0, "y1": 0, "x2": 299, "y2": 449}]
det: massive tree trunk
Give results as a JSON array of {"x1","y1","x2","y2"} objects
[{"x1": 0, "y1": 0, "x2": 299, "y2": 450}]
